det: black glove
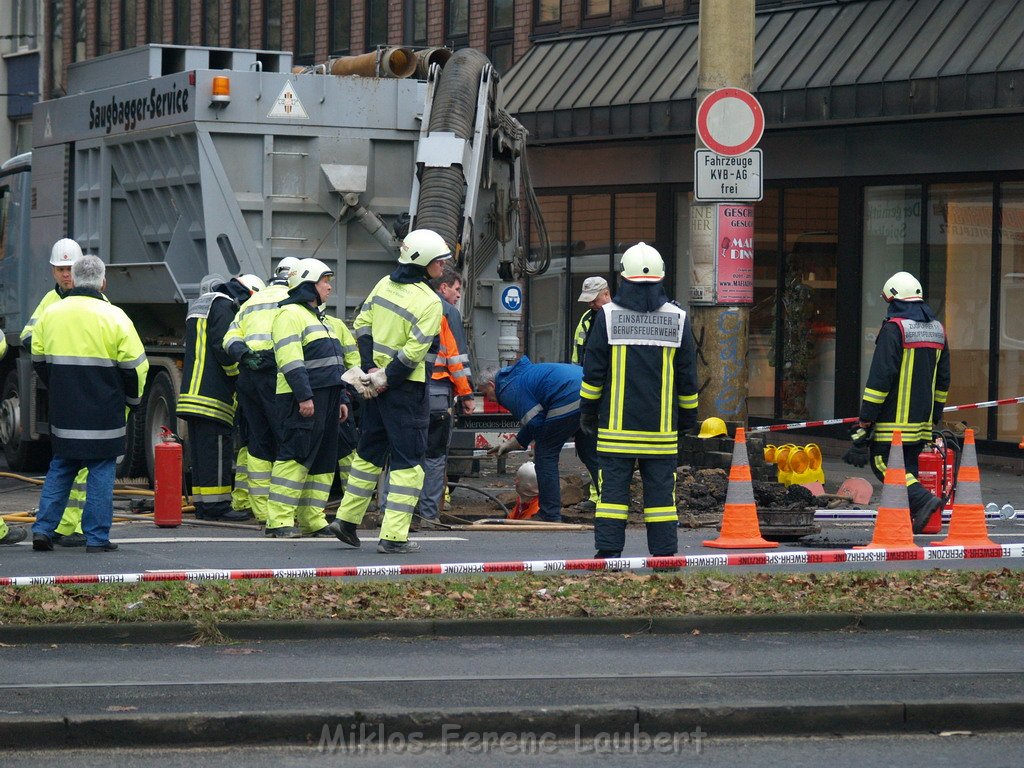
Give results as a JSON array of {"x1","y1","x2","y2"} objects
[
  {"x1": 842, "y1": 423, "x2": 873, "y2": 467},
  {"x1": 579, "y1": 413, "x2": 598, "y2": 438}
]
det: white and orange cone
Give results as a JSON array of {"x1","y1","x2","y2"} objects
[
  {"x1": 856, "y1": 430, "x2": 921, "y2": 551},
  {"x1": 704, "y1": 428, "x2": 778, "y2": 549},
  {"x1": 931, "y1": 429, "x2": 997, "y2": 547}
]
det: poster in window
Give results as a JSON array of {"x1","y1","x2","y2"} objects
[{"x1": 715, "y1": 205, "x2": 754, "y2": 304}]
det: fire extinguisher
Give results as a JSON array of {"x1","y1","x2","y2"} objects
[
  {"x1": 154, "y1": 426, "x2": 183, "y2": 528},
  {"x1": 917, "y1": 430, "x2": 960, "y2": 512}
]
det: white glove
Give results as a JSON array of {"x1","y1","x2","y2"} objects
[
  {"x1": 489, "y1": 437, "x2": 521, "y2": 457},
  {"x1": 368, "y1": 369, "x2": 389, "y2": 392},
  {"x1": 341, "y1": 367, "x2": 376, "y2": 399}
]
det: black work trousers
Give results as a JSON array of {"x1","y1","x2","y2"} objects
[
  {"x1": 357, "y1": 379, "x2": 429, "y2": 471},
  {"x1": 184, "y1": 416, "x2": 234, "y2": 519},
  {"x1": 237, "y1": 369, "x2": 280, "y2": 463},
  {"x1": 595, "y1": 455, "x2": 678, "y2": 556}
]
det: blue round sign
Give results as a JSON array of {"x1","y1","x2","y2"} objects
[{"x1": 501, "y1": 285, "x2": 523, "y2": 312}]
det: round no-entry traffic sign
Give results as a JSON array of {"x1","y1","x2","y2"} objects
[{"x1": 696, "y1": 87, "x2": 765, "y2": 156}]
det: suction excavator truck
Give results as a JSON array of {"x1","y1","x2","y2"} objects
[{"x1": 0, "y1": 43, "x2": 547, "y2": 482}]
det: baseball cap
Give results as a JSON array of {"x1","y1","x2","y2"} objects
[{"x1": 577, "y1": 276, "x2": 608, "y2": 302}]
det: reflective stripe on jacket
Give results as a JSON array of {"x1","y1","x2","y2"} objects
[
  {"x1": 178, "y1": 288, "x2": 242, "y2": 426},
  {"x1": 272, "y1": 303, "x2": 344, "y2": 401},
  {"x1": 223, "y1": 283, "x2": 289, "y2": 360},
  {"x1": 570, "y1": 309, "x2": 594, "y2": 365},
  {"x1": 431, "y1": 316, "x2": 473, "y2": 398},
  {"x1": 31, "y1": 289, "x2": 148, "y2": 459}
]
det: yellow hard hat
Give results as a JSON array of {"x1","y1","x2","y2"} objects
[{"x1": 698, "y1": 417, "x2": 728, "y2": 439}]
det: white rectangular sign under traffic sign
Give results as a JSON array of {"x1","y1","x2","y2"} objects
[{"x1": 694, "y1": 149, "x2": 763, "y2": 202}]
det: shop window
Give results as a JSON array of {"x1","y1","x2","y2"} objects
[
  {"x1": 173, "y1": 0, "x2": 190, "y2": 44},
  {"x1": 366, "y1": 0, "x2": 388, "y2": 48},
  {"x1": 528, "y1": 195, "x2": 568, "y2": 363},
  {"x1": 233, "y1": 0, "x2": 251, "y2": 47},
  {"x1": 73, "y1": 0, "x2": 86, "y2": 61},
  {"x1": 264, "y1": 0, "x2": 282, "y2": 49},
  {"x1": 121, "y1": 0, "x2": 138, "y2": 49},
  {"x1": 329, "y1": 0, "x2": 350, "y2": 54},
  {"x1": 97, "y1": 0, "x2": 113, "y2": 55},
  {"x1": 998, "y1": 183, "x2": 1024, "y2": 442},
  {"x1": 747, "y1": 190, "x2": 780, "y2": 418},
  {"x1": 147, "y1": 0, "x2": 164, "y2": 42},
  {"x1": 928, "y1": 183, "x2": 992, "y2": 437},
  {"x1": 535, "y1": 0, "x2": 559, "y2": 27},
  {"x1": 295, "y1": 0, "x2": 316, "y2": 63},
  {"x1": 201, "y1": 0, "x2": 220, "y2": 46}
]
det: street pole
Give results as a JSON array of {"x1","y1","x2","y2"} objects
[{"x1": 690, "y1": 0, "x2": 755, "y2": 423}]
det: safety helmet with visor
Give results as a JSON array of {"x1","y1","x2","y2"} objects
[
  {"x1": 275, "y1": 256, "x2": 300, "y2": 279},
  {"x1": 288, "y1": 258, "x2": 334, "y2": 290},
  {"x1": 398, "y1": 229, "x2": 452, "y2": 268},
  {"x1": 236, "y1": 274, "x2": 266, "y2": 294},
  {"x1": 882, "y1": 271, "x2": 923, "y2": 302},
  {"x1": 620, "y1": 242, "x2": 665, "y2": 282}
]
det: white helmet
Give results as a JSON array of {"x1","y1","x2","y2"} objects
[
  {"x1": 620, "y1": 242, "x2": 664, "y2": 282},
  {"x1": 275, "y1": 256, "x2": 300, "y2": 279},
  {"x1": 288, "y1": 258, "x2": 334, "y2": 289},
  {"x1": 236, "y1": 274, "x2": 266, "y2": 294},
  {"x1": 882, "y1": 271, "x2": 923, "y2": 302},
  {"x1": 515, "y1": 461, "x2": 539, "y2": 498},
  {"x1": 50, "y1": 238, "x2": 83, "y2": 267},
  {"x1": 398, "y1": 229, "x2": 452, "y2": 267}
]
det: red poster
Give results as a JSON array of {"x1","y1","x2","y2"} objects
[{"x1": 716, "y1": 205, "x2": 754, "y2": 304}]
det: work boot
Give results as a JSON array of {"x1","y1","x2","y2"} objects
[
  {"x1": 594, "y1": 550, "x2": 623, "y2": 572},
  {"x1": 910, "y1": 494, "x2": 943, "y2": 534},
  {"x1": 376, "y1": 539, "x2": 420, "y2": 554},
  {"x1": 264, "y1": 525, "x2": 301, "y2": 538},
  {"x1": 52, "y1": 532, "x2": 87, "y2": 547},
  {"x1": 302, "y1": 526, "x2": 335, "y2": 538},
  {"x1": 32, "y1": 534, "x2": 54, "y2": 552},
  {"x1": 417, "y1": 517, "x2": 442, "y2": 531},
  {"x1": 327, "y1": 519, "x2": 361, "y2": 548},
  {"x1": 578, "y1": 500, "x2": 597, "y2": 513},
  {"x1": 0, "y1": 527, "x2": 27, "y2": 546},
  {"x1": 86, "y1": 542, "x2": 119, "y2": 553}
]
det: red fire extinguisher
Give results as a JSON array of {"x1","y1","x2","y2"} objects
[
  {"x1": 917, "y1": 436, "x2": 958, "y2": 512},
  {"x1": 154, "y1": 426, "x2": 182, "y2": 528}
]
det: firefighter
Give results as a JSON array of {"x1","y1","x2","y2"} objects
[
  {"x1": 19, "y1": 238, "x2": 91, "y2": 547},
  {"x1": 178, "y1": 273, "x2": 265, "y2": 521},
  {"x1": 262, "y1": 258, "x2": 345, "y2": 537},
  {"x1": 481, "y1": 357, "x2": 600, "y2": 523},
  {"x1": 223, "y1": 263, "x2": 295, "y2": 522},
  {"x1": 30, "y1": 255, "x2": 148, "y2": 553},
  {"x1": 225, "y1": 256, "x2": 300, "y2": 519},
  {"x1": 418, "y1": 266, "x2": 475, "y2": 528},
  {"x1": 580, "y1": 242, "x2": 699, "y2": 559},
  {"x1": 327, "y1": 228, "x2": 447, "y2": 554},
  {"x1": 844, "y1": 270, "x2": 950, "y2": 532},
  {"x1": 571, "y1": 276, "x2": 611, "y2": 366}
]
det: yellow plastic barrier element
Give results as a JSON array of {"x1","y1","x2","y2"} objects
[{"x1": 805, "y1": 443, "x2": 825, "y2": 484}]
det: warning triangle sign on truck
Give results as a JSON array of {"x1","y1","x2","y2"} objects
[{"x1": 268, "y1": 81, "x2": 308, "y2": 120}]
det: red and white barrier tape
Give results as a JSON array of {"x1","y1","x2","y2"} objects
[
  {"x1": 3, "y1": 544, "x2": 1023, "y2": 587},
  {"x1": 748, "y1": 395, "x2": 1024, "y2": 435}
]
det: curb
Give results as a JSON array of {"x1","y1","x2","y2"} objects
[
  {"x1": 2, "y1": 701, "x2": 1024, "y2": 750},
  {"x1": 2, "y1": 612, "x2": 1024, "y2": 645}
]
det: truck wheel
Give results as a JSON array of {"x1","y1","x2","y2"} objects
[
  {"x1": 122, "y1": 371, "x2": 176, "y2": 483},
  {"x1": 0, "y1": 370, "x2": 51, "y2": 472}
]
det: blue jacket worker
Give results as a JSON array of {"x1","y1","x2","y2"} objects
[{"x1": 482, "y1": 356, "x2": 600, "y2": 522}]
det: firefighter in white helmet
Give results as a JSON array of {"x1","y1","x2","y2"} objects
[
  {"x1": 845, "y1": 270, "x2": 950, "y2": 534},
  {"x1": 15, "y1": 238, "x2": 90, "y2": 546},
  {"x1": 178, "y1": 274, "x2": 264, "y2": 521},
  {"x1": 580, "y1": 242, "x2": 698, "y2": 560},
  {"x1": 328, "y1": 228, "x2": 448, "y2": 554},
  {"x1": 223, "y1": 261, "x2": 298, "y2": 522},
  {"x1": 263, "y1": 258, "x2": 346, "y2": 537}
]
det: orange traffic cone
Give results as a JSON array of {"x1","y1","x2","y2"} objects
[
  {"x1": 704, "y1": 428, "x2": 778, "y2": 549},
  {"x1": 856, "y1": 430, "x2": 921, "y2": 551},
  {"x1": 932, "y1": 429, "x2": 997, "y2": 547}
]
